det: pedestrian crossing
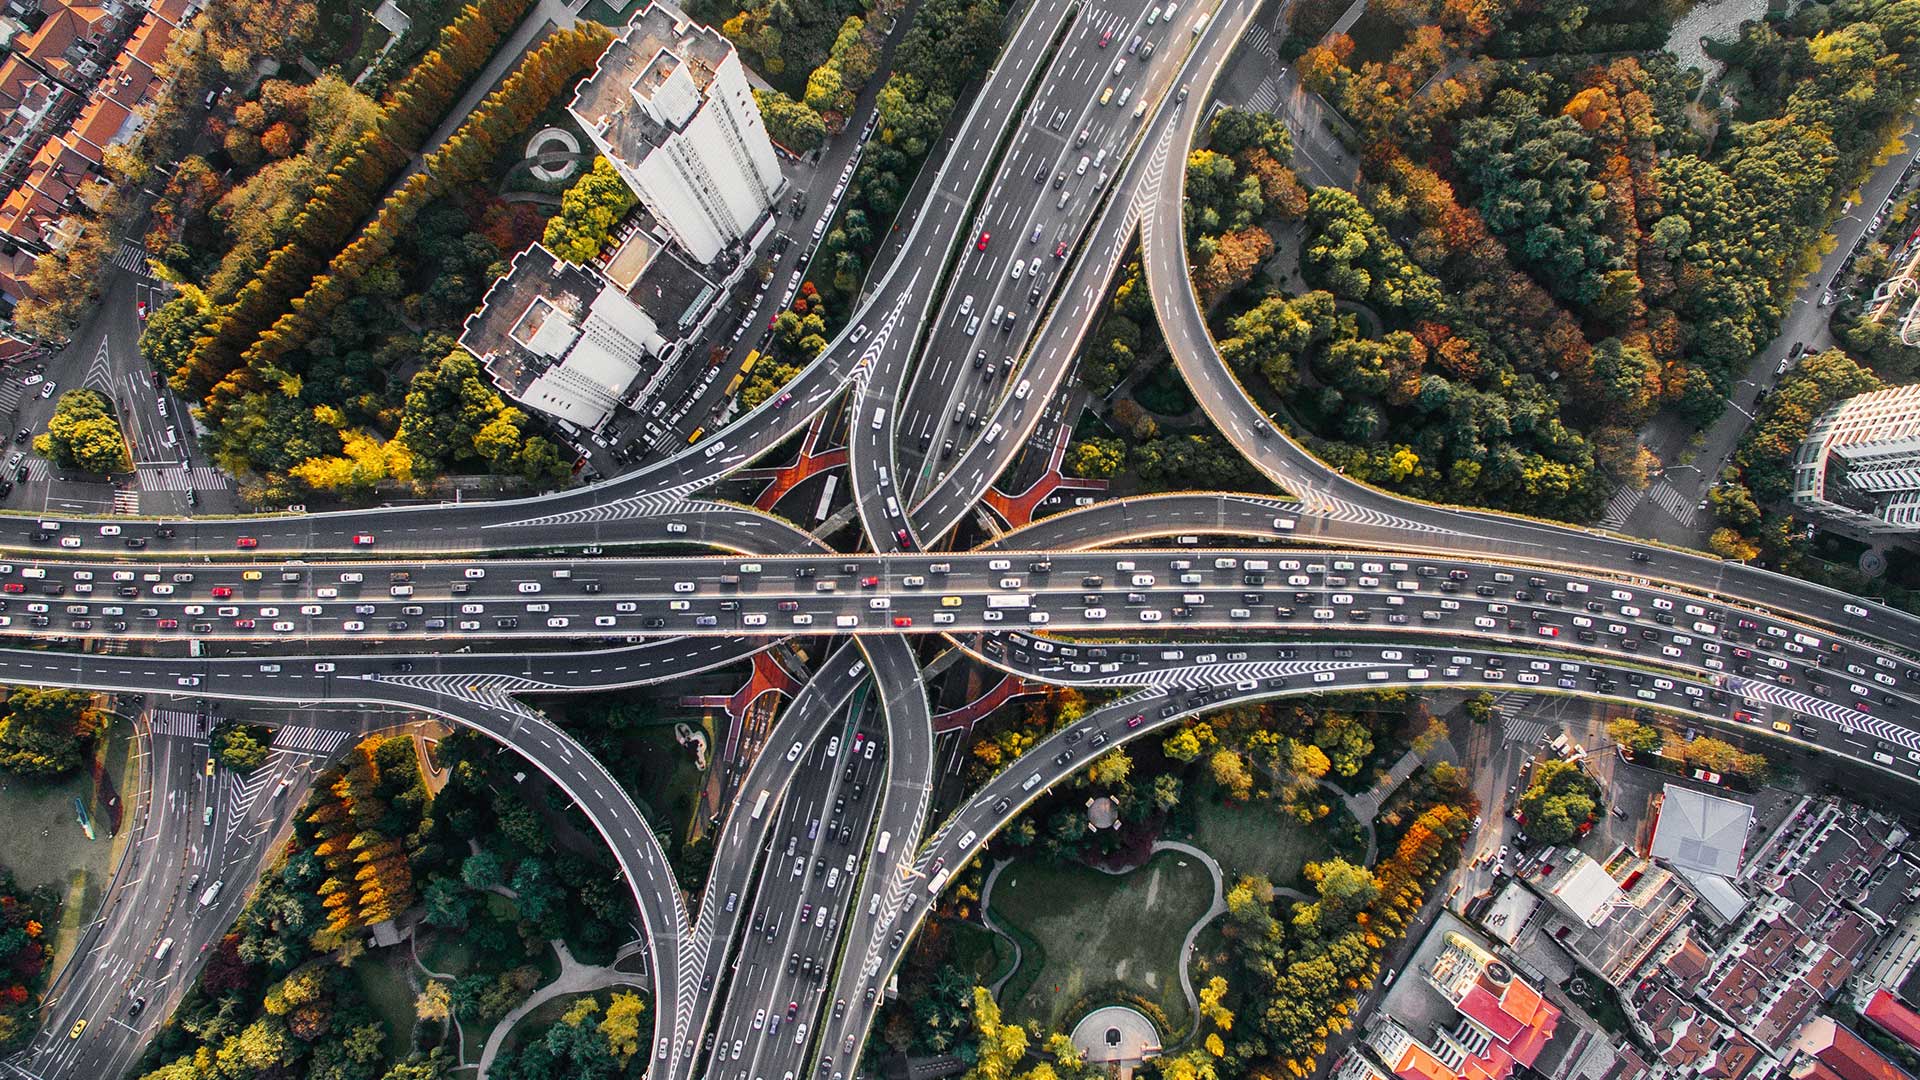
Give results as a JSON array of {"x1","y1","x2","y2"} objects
[
  {"x1": 1243, "y1": 79, "x2": 1283, "y2": 114},
  {"x1": 111, "y1": 241, "x2": 152, "y2": 276},
  {"x1": 136, "y1": 465, "x2": 230, "y2": 491},
  {"x1": 1245, "y1": 22, "x2": 1280, "y2": 61},
  {"x1": 1646, "y1": 480, "x2": 1697, "y2": 528},
  {"x1": 111, "y1": 488, "x2": 139, "y2": 515},
  {"x1": 1501, "y1": 710, "x2": 1551, "y2": 748},
  {"x1": 147, "y1": 709, "x2": 205, "y2": 739},
  {"x1": 269, "y1": 725, "x2": 352, "y2": 757},
  {"x1": 0, "y1": 380, "x2": 23, "y2": 415},
  {"x1": 19, "y1": 459, "x2": 48, "y2": 483},
  {"x1": 1595, "y1": 485, "x2": 1644, "y2": 529}
]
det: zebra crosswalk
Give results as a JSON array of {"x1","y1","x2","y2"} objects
[
  {"x1": 111, "y1": 488, "x2": 139, "y2": 515},
  {"x1": 1646, "y1": 480, "x2": 1698, "y2": 528},
  {"x1": 267, "y1": 725, "x2": 351, "y2": 757},
  {"x1": 136, "y1": 465, "x2": 230, "y2": 492},
  {"x1": 147, "y1": 709, "x2": 205, "y2": 739},
  {"x1": 1596, "y1": 485, "x2": 1644, "y2": 529},
  {"x1": 111, "y1": 241, "x2": 152, "y2": 276},
  {"x1": 1245, "y1": 22, "x2": 1280, "y2": 60}
]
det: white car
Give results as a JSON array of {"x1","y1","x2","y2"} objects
[
  {"x1": 59, "y1": 537, "x2": 80, "y2": 548},
  {"x1": 933, "y1": 612, "x2": 955, "y2": 624},
  {"x1": 98, "y1": 525, "x2": 120, "y2": 536},
  {"x1": 616, "y1": 602, "x2": 637, "y2": 612},
  {"x1": 343, "y1": 621, "x2": 365, "y2": 632},
  {"x1": 1140, "y1": 609, "x2": 1163, "y2": 622},
  {"x1": 273, "y1": 621, "x2": 295, "y2": 632},
  {"x1": 594, "y1": 616, "x2": 616, "y2": 627},
  {"x1": 670, "y1": 600, "x2": 690, "y2": 611},
  {"x1": 673, "y1": 581, "x2": 695, "y2": 593},
  {"x1": 792, "y1": 613, "x2": 814, "y2": 626},
  {"x1": 300, "y1": 605, "x2": 322, "y2": 615},
  {"x1": 983, "y1": 609, "x2": 1004, "y2": 621},
  {"x1": 744, "y1": 613, "x2": 768, "y2": 626},
  {"x1": 518, "y1": 582, "x2": 542, "y2": 594},
  {"x1": 546, "y1": 617, "x2": 569, "y2": 628},
  {"x1": 461, "y1": 604, "x2": 484, "y2": 614},
  {"x1": 177, "y1": 676, "x2": 200, "y2": 687},
  {"x1": 1083, "y1": 607, "x2": 1107, "y2": 619},
  {"x1": 464, "y1": 568, "x2": 486, "y2": 579}
]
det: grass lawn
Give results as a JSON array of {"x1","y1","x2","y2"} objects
[
  {"x1": 990, "y1": 852, "x2": 1212, "y2": 1034},
  {"x1": 353, "y1": 949, "x2": 419, "y2": 1061},
  {"x1": 632, "y1": 725, "x2": 707, "y2": 840},
  {"x1": 0, "y1": 714, "x2": 136, "y2": 972},
  {"x1": 946, "y1": 919, "x2": 1015, "y2": 987},
  {"x1": 417, "y1": 930, "x2": 475, "y2": 979},
  {"x1": 1186, "y1": 798, "x2": 1334, "y2": 890}
]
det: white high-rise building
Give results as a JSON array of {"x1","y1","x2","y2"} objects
[
  {"x1": 570, "y1": 3, "x2": 783, "y2": 265},
  {"x1": 1791, "y1": 384, "x2": 1920, "y2": 534}
]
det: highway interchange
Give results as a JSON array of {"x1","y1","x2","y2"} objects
[{"x1": 4, "y1": 0, "x2": 1920, "y2": 1078}]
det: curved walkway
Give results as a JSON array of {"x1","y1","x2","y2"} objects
[
  {"x1": 475, "y1": 939, "x2": 649, "y2": 1078},
  {"x1": 1149, "y1": 840, "x2": 1225, "y2": 1042},
  {"x1": 977, "y1": 859, "x2": 1024, "y2": 998}
]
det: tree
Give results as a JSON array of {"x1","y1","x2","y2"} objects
[
  {"x1": 755, "y1": 88, "x2": 827, "y2": 152},
  {"x1": 543, "y1": 157, "x2": 637, "y2": 264},
  {"x1": 1066, "y1": 436, "x2": 1126, "y2": 478},
  {"x1": 1085, "y1": 748, "x2": 1132, "y2": 788},
  {"x1": 34, "y1": 390, "x2": 128, "y2": 474},
  {"x1": 1517, "y1": 760, "x2": 1600, "y2": 844},
  {"x1": 599, "y1": 991, "x2": 646, "y2": 1063},
  {"x1": 0, "y1": 688, "x2": 104, "y2": 777},
  {"x1": 1606, "y1": 718, "x2": 1663, "y2": 757},
  {"x1": 415, "y1": 980, "x2": 452, "y2": 1024},
  {"x1": 212, "y1": 722, "x2": 273, "y2": 770},
  {"x1": 1708, "y1": 527, "x2": 1760, "y2": 562}
]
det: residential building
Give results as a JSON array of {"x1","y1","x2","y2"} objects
[
  {"x1": 569, "y1": 1, "x2": 782, "y2": 263},
  {"x1": 1791, "y1": 1016, "x2": 1914, "y2": 1080},
  {"x1": 1532, "y1": 846, "x2": 1696, "y2": 986},
  {"x1": 1364, "y1": 927, "x2": 1563, "y2": 1080},
  {"x1": 1790, "y1": 384, "x2": 1920, "y2": 535}
]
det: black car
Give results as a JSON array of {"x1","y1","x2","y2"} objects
[
  {"x1": 0, "y1": 481, "x2": 10, "y2": 498},
  {"x1": 125, "y1": 536, "x2": 146, "y2": 548},
  {"x1": 127, "y1": 996, "x2": 146, "y2": 1018},
  {"x1": 11, "y1": 429, "x2": 26, "y2": 444}
]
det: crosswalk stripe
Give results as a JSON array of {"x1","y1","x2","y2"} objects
[
  {"x1": 1596, "y1": 485, "x2": 1644, "y2": 529},
  {"x1": 147, "y1": 709, "x2": 204, "y2": 739},
  {"x1": 112, "y1": 242, "x2": 152, "y2": 276},
  {"x1": 136, "y1": 465, "x2": 230, "y2": 492},
  {"x1": 112, "y1": 489, "x2": 140, "y2": 515},
  {"x1": 1646, "y1": 480, "x2": 1696, "y2": 527}
]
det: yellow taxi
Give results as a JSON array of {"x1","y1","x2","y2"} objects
[
  {"x1": 68, "y1": 1019, "x2": 85, "y2": 1039},
  {"x1": 242, "y1": 570, "x2": 263, "y2": 581},
  {"x1": 941, "y1": 596, "x2": 963, "y2": 607}
]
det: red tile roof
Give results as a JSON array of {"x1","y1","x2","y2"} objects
[
  {"x1": 1866, "y1": 990, "x2": 1920, "y2": 1055},
  {"x1": 1798, "y1": 1017, "x2": 1915, "y2": 1080}
]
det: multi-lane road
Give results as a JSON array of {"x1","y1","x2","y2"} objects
[{"x1": 5, "y1": 0, "x2": 1918, "y2": 1077}]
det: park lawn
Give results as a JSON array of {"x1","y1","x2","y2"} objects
[
  {"x1": 1187, "y1": 798, "x2": 1332, "y2": 890},
  {"x1": 990, "y1": 852, "x2": 1212, "y2": 1034},
  {"x1": 633, "y1": 724, "x2": 708, "y2": 840},
  {"x1": 0, "y1": 714, "x2": 136, "y2": 971},
  {"x1": 352, "y1": 949, "x2": 420, "y2": 1061},
  {"x1": 946, "y1": 919, "x2": 1015, "y2": 987}
]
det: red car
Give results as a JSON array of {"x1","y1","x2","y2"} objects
[
  {"x1": 892, "y1": 616, "x2": 913, "y2": 627},
  {"x1": 894, "y1": 529, "x2": 910, "y2": 545},
  {"x1": 236, "y1": 537, "x2": 258, "y2": 549},
  {"x1": 1537, "y1": 625, "x2": 1559, "y2": 637},
  {"x1": 1125, "y1": 714, "x2": 1145, "y2": 729},
  {"x1": 860, "y1": 576, "x2": 879, "y2": 587},
  {"x1": 233, "y1": 618, "x2": 255, "y2": 629},
  {"x1": 157, "y1": 618, "x2": 178, "y2": 629},
  {"x1": 210, "y1": 587, "x2": 232, "y2": 598},
  {"x1": 352, "y1": 534, "x2": 375, "y2": 546},
  {"x1": 2, "y1": 583, "x2": 21, "y2": 594},
  {"x1": 1098, "y1": 28, "x2": 1112, "y2": 46},
  {"x1": 976, "y1": 231, "x2": 991, "y2": 251},
  {"x1": 1053, "y1": 241, "x2": 1067, "y2": 258}
]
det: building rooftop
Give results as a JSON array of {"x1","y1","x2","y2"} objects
[
  {"x1": 625, "y1": 239, "x2": 714, "y2": 334},
  {"x1": 1652, "y1": 785, "x2": 1755, "y2": 878},
  {"x1": 1865, "y1": 989, "x2": 1920, "y2": 1054},
  {"x1": 570, "y1": 4, "x2": 734, "y2": 169},
  {"x1": 1795, "y1": 1016, "x2": 1915, "y2": 1080}
]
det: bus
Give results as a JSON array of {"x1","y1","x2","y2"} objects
[
  {"x1": 814, "y1": 473, "x2": 840, "y2": 523},
  {"x1": 740, "y1": 349, "x2": 763, "y2": 377},
  {"x1": 750, "y1": 790, "x2": 771, "y2": 820},
  {"x1": 686, "y1": 426, "x2": 705, "y2": 445},
  {"x1": 986, "y1": 594, "x2": 1033, "y2": 609}
]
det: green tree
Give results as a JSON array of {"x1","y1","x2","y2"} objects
[
  {"x1": 1066, "y1": 436, "x2": 1126, "y2": 478},
  {"x1": 0, "y1": 688, "x2": 104, "y2": 777},
  {"x1": 1517, "y1": 759, "x2": 1600, "y2": 844},
  {"x1": 543, "y1": 157, "x2": 637, "y2": 263},
  {"x1": 1606, "y1": 718, "x2": 1663, "y2": 757},
  {"x1": 754, "y1": 89, "x2": 827, "y2": 151},
  {"x1": 212, "y1": 722, "x2": 273, "y2": 770},
  {"x1": 34, "y1": 390, "x2": 129, "y2": 474}
]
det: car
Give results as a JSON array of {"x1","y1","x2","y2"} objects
[
  {"x1": 59, "y1": 536, "x2": 79, "y2": 548},
  {"x1": 976, "y1": 231, "x2": 991, "y2": 250},
  {"x1": 352, "y1": 534, "x2": 375, "y2": 545},
  {"x1": 39, "y1": 382, "x2": 54, "y2": 399},
  {"x1": 68, "y1": 1019, "x2": 84, "y2": 1039},
  {"x1": 1054, "y1": 241, "x2": 1068, "y2": 258},
  {"x1": 236, "y1": 537, "x2": 258, "y2": 548},
  {"x1": 211, "y1": 587, "x2": 232, "y2": 598},
  {"x1": 177, "y1": 676, "x2": 200, "y2": 687},
  {"x1": 1098, "y1": 27, "x2": 1112, "y2": 45}
]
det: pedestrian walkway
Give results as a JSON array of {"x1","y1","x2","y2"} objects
[
  {"x1": 110, "y1": 241, "x2": 152, "y2": 276},
  {"x1": 475, "y1": 939, "x2": 647, "y2": 1077},
  {"x1": 268, "y1": 725, "x2": 352, "y2": 757},
  {"x1": 1645, "y1": 479, "x2": 1698, "y2": 528},
  {"x1": 147, "y1": 709, "x2": 204, "y2": 739},
  {"x1": 111, "y1": 487, "x2": 140, "y2": 515},
  {"x1": 136, "y1": 465, "x2": 230, "y2": 492},
  {"x1": 1595, "y1": 485, "x2": 1644, "y2": 529},
  {"x1": 980, "y1": 422, "x2": 1107, "y2": 528},
  {"x1": 931, "y1": 674, "x2": 1042, "y2": 733}
]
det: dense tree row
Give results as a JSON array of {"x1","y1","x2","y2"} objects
[
  {"x1": 809, "y1": 0, "x2": 1006, "y2": 312},
  {"x1": 169, "y1": 0, "x2": 533, "y2": 400},
  {"x1": 543, "y1": 157, "x2": 637, "y2": 263},
  {"x1": 0, "y1": 865, "x2": 50, "y2": 1049},
  {"x1": 1280, "y1": 0, "x2": 1920, "y2": 523}
]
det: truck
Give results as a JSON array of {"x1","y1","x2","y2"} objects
[{"x1": 986, "y1": 594, "x2": 1033, "y2": 610}]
